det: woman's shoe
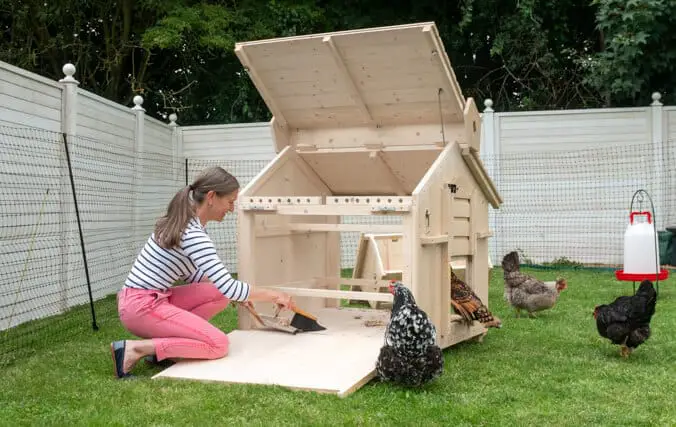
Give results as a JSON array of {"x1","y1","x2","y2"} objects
[{"x1": 110, "y1": 340, "x2": 135, "y2": 379}]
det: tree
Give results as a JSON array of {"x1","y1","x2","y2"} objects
[{"x1": 581, "y1": 0, "x2": 676, "y2": 106}]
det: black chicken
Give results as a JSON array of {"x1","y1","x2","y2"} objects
[
  {"x1": 593, "y1": 280, "x2": 657, "y2": 358},
  {"x1": 375, "y1": 280, "x2": 444, "y2": 387}
]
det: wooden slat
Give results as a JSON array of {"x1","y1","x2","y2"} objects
[
  {"x1": 235, "y1": 45, "x2": 289, "y2": 129},
  {"x1": 460, "y1": 144, "x2": 503, "y2": 208},
  {"x1": 323, "y1": 35, "x2": 374, "y2": 124},
  {"x1": 264, "y1": 286, "x2": 394, "y2": 302},
  {"x1": 452, "y1": 198, "x2": 471, "y2": 218},
  {"x1": 255, "y1": 223, "x2": 404, "y2": 237}
]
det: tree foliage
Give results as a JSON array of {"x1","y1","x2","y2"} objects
[
  {"x1": 581, "y1": 0, "x2": 676, "y2": 106},
  {"x1": 1, "y1": 0, "x2": 674, "y2": 124}
]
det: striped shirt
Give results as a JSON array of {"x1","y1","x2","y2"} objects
[{"x1": 124, "y1": 217, "x2": 250, "y2": 301}]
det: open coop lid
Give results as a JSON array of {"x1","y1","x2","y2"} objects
[{"x1": 234, "y1": 22, "x2": 468, "y2": 149}]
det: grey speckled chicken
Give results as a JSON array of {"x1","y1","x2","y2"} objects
[
  {"x1": 375, "y1": 281, "x2": 444, "y2": 387},
  {"x1": 501, "y1": 251, "x2": 567, "y2": 318}
]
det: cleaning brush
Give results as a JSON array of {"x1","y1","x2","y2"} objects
[{"x1": 289, "y1": 307, "x2": 326, "y2": 332}]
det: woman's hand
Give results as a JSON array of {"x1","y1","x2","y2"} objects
[
  {"x1": 272, "y1": 291, "x2": 295, "y2": 310},
  {"x1": 247, "y1": 288, "x2": 296, "y2": 311}
]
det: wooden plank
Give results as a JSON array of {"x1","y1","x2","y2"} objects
[
  {"x1": 419, "y1": 234, "x2": 449, "y2": 245},
  {"x1": 152, "y1": 307, "x2": 391, "y2": 397},
  {"x1": 235, "y1": 45, "x2": 289, "y2": 130},
  {"x1": 246, "y1": 204, "x2": 411, "y2": 216},
  {"x1": 264, "y1": 286, "x2": 393, "y2": 302},
  {"x1": 420, "y1": 24, "x2": 465, "y2": 114},
  {"x1": 233, "y1": 22, "x2": 466, "y2": 131},
  {"x1": 322, "y1": 35, "x2": 374, "y2": 124},
  {"x1": 289, "y1": 223, "x2": 402, "y2": 232},
  {"x1": 452, "y1": 198, "x2": 471, "y2": 218},
  {"x1": 459, "y1": 144, "x2": 503, "y2": 208},
  {"x1": 256, "y1": 223, "x2": 403, "y2": 236},
  {"x1": 238, "y1": 145, "x2": 294, "y2": 197}
]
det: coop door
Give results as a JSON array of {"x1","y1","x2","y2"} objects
[{"x1": 446, "y1": 183, "x2": 473, "y2": 283}]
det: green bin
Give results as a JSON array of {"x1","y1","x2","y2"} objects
[
  {"x1": 667, "y1": 227, "x2": 676, "y2": 266},
  {"x1": 659, "y1": 230, "x2": 674, "y2": 266}
]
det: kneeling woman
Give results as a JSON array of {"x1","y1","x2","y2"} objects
[{"x1": 110, "y1": 166, "x2": 295, "y2": 378}]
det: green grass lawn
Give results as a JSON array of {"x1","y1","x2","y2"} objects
[{"x1": 1, "y1": 267, "x2": 675, "y2": 426}]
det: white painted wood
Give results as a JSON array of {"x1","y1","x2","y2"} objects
[
  {"x1": 59, "y1": 63, "x2": 79, "y2": 315},
  {"x1": 181, "y1": 122, "x2": 276, "y2": 160},
  {"x1": 498, "y1": 108, "x2": 651, "y2": 153},
  {"x1": 0, "y1": 60, "x2": 182, "y2": 331},
  {"x1": 4, "y1": 55, "x2": 676, "y2": 335},
  {"x1": 0, "y1": 62, "x2": 62, "y2": 131}
]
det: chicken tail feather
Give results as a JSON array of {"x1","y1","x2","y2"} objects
[{"x1": 450, "y1": 300, "x2": 473, "y2": 324}]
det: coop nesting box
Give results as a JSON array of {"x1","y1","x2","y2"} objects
[{"x1": 155, "y1": 22, "x2": 503, "y2": 396}]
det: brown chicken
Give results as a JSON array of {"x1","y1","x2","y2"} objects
[
  {"x1": 501, "y1": 251, "x2": 567, "y2": 318},
  {"x1": 450, "y1": 268, "x2": 502, "y2": 328}
]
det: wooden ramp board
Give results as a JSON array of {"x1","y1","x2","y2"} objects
[{"x1": 152, "y1": 307, "x2": 390, "y2": 397}]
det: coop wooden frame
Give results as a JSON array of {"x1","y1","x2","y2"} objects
[{"x1": 233, "y1": 21, "x2": 503, "y2": 349}]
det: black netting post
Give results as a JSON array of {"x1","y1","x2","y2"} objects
[
  {"x1": 62, "y1": 132, "x2": 98, "y2": 331},
  {"x1": 185, "y1": 158, "x2": 189, "y2": 186}
]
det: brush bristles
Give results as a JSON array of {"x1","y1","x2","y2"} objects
[{"x1": 290, "y1": 313, "x2": 326, "y2": 332}]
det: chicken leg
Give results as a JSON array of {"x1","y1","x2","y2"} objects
[{"x1": 620, "y1": 345, "x2": 630, "y2": 358}]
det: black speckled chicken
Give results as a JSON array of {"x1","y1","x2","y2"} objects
[
  {"x1": 450, "y1": 267, "x2": 502, "y2": 329},
  {"x1": 375, "y1": 280, "x2": 444, "y2": 387}
]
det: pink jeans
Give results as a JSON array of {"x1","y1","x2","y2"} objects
[{"x1": 117, "y1": 283, "x2": 231, "y2": 361}]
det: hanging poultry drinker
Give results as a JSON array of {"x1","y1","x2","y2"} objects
[{"x1": 615, "y1": 190, "x2": 668, "y2": 287}]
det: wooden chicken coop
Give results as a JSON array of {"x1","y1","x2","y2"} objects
[{"x1": 154, "y1": 22, "x2": 503, "y2": 396}]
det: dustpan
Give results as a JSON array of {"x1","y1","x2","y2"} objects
[{"x1": 241, "y1": 302, "x2": 299, "y2": 334}]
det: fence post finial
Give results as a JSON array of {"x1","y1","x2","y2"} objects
[
  {"x1": 132, "y1": 95, "x2": 145, "y2": 112},
  {"x1": 60, "y1": 63, "x2": 78, "y2": 84},
  {"x1": 651, "y1": 92, "x2": 662, "y2": 106},
  {"x1": 59, "y1": 63, "x2": 79, "y2": 137},
  {"x1": 484, "y1": 98, "x2": 494, "y2": 112},
  {"x1": 169, "y1": 113, "x2": 178, "y2": 127}
]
